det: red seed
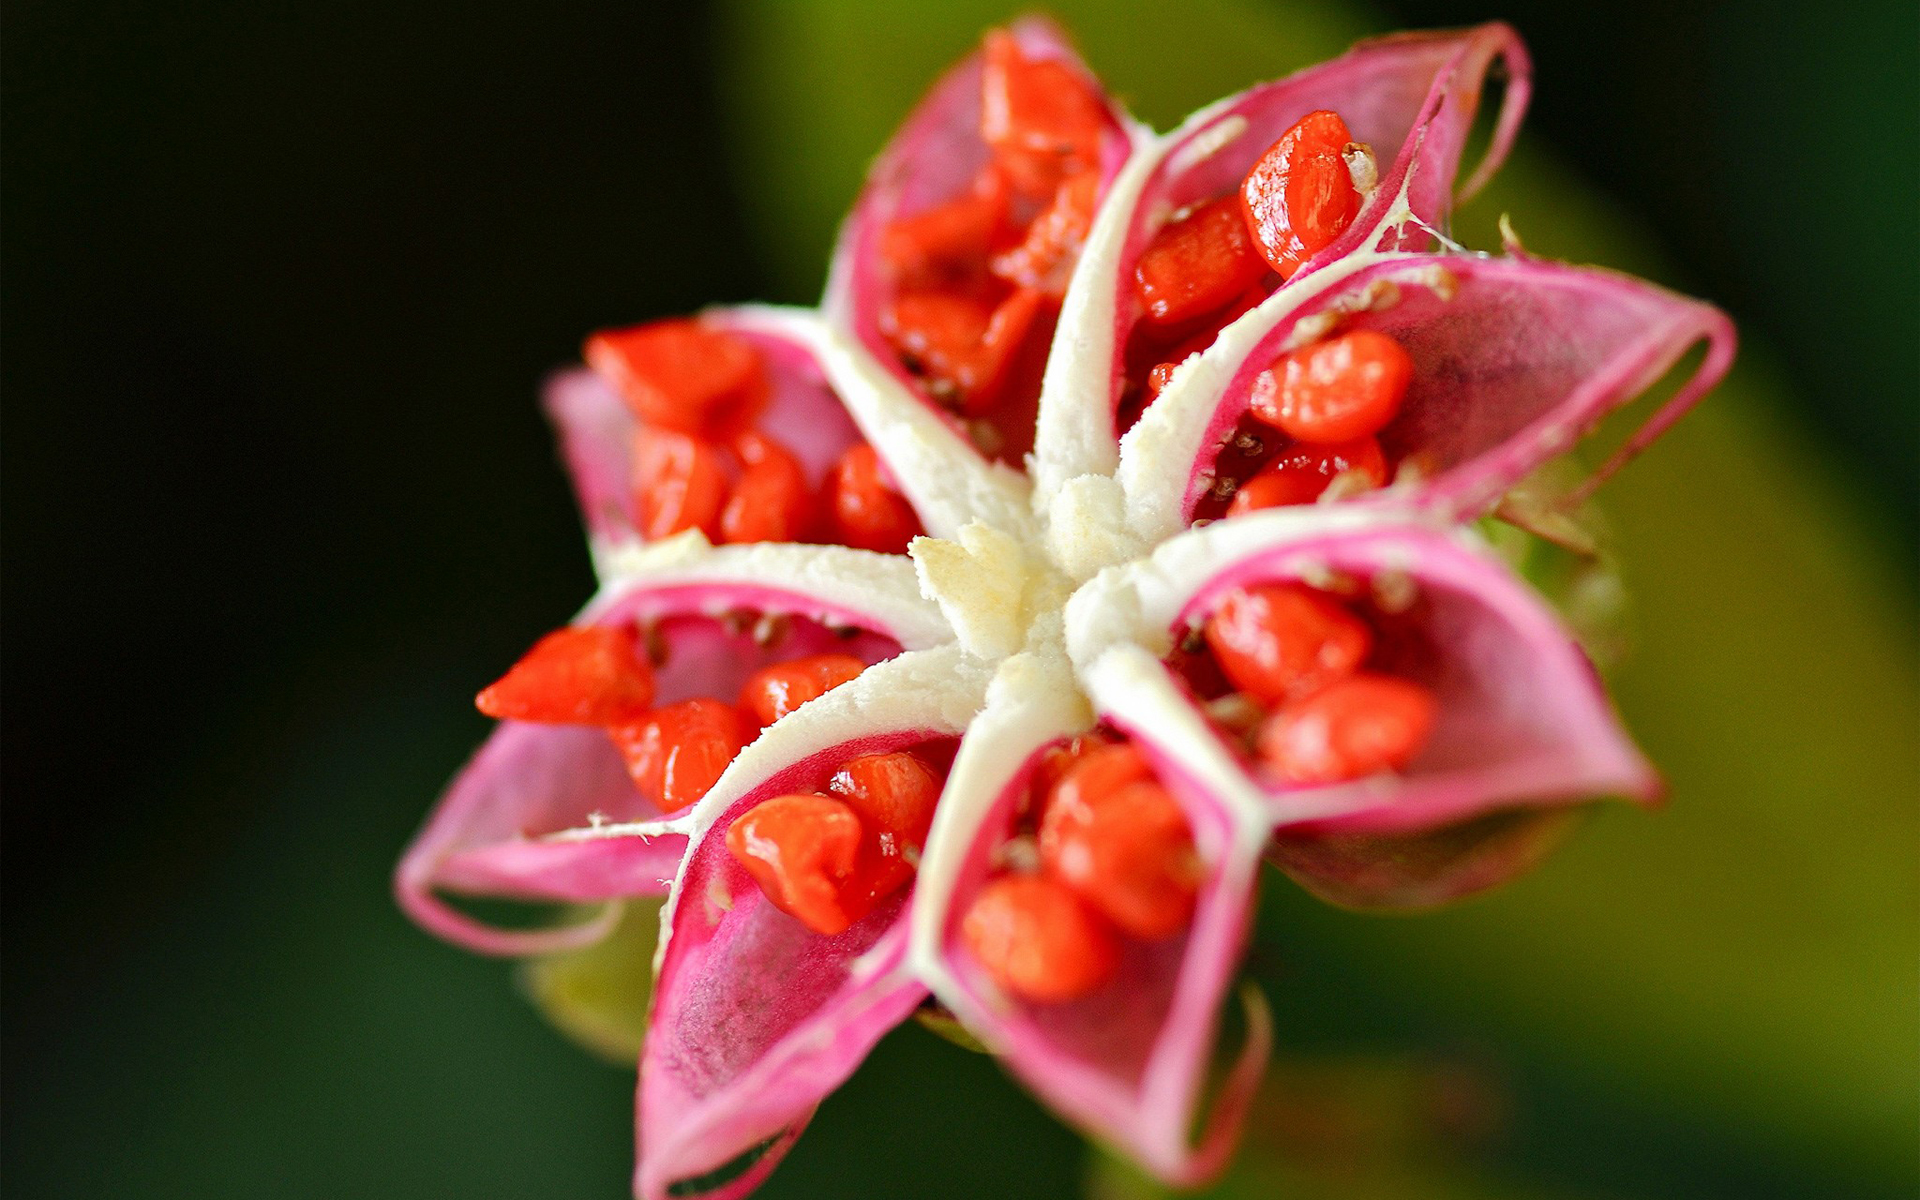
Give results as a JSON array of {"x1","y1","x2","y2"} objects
[
  {"x1": 967, "y1": 287, "x2": 1052, "y2": 415},
  {"x1": 1133, "y1": 196, "x2": 1271, "y2": 329},
  {"x1": 1226, "y1": 436, "x2": 1388, "y2": 512},
  {"x1": 825, "y1": 444, "x2": 923, "y2": 554},
  {"x1": 1028, "y1": 731, "x2": 1119, "y2": 810},
  {"x1": 1039, "y1": 776, "x2": 1199, "y2": 941},
  {"x1": 720, "y1": 430, "x2": 812, "y2": 545},
  {"x1": 726, "y1": 793, "x2": 866, "y2": 935},
  {"x1": 1141, "y1": 287, "x2": 1269, "y2": 399},
  {"x1": 1240, "y1": 110, "x2": 1361, "y2": 279},
  {"x1": 829, "y1": 750, "x2": 943, "y2": 899},
  {"x1": 1257, "y1": 672, "x2": 1437, "y2": 785},
  {"x1": 1037, "y1": 742, "x2": 1151, "y2": 826},
  {"x1": 980, "y1": 31, "x2": 1107, "y2": 199},
  {"x1": 879, "y1": 166, "x2": 1012, "y2": 285},
  {"x1": 882, "y1": 290, "x2": 991, "y2": 367},
  {"x1": 633, "y1": 429, "x2": 728, "y2": 540},
  {"x1": 881, "y1": 287, "x2": 1049, "y2": 414},
  {"x1": 1203, "y1": 583, "x2": 1373, "y2": 705},
  {"x1": 475, "y1": 625, "x2": 655, "y2": 725},
  {"x1": 609, "y1": 698, "x2": 753, "y2": 814},
  {"x1": 584, "y1": 318, "x2": 766, "y2": 436},
  {"x1": 990, "y1": 170, "x2": 1099, "y2": 296},
  {"x1": 961, "y1": 874, "x2": 1120, "y2": 1002},
  {"x1": 738, "y1": 653, "x2": 866, "y2": 728},
  {"x1": 1248, "y1": 329, "x2": 1414, "y2": 444}
]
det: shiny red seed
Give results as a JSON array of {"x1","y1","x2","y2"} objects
[
  {"x1": 584, "y1": 318, "x2": 766, "y2": 436},
  {"x1": 475, "y1": 625, "x2": 655, "y2": 725},
  {"x1": 990, "y1": 170, "x2": 1100, "y2": 296},
  {"x1": 1037, "y1": 742, "x2": 1151, "y2": 826},
  {"x1": 881, "y1": 287, "x2": 1049, "y2": 414},
  {"x1": 881, "y1": 289, "x2": 991, "y2": 392},
  {"x1": 738, "y1": 653, "x2": 866, "y2": 728},
  {"x1": 726, "y1": 793, "x2": 866, "y2": 935},
  {"x1": 1226, "y1": 436, "x2": 1388, "y2": 512},
  {"x1": 1141, "y1": 287, "x2": 1269, "y2": 399},
  {"x1": 633, "y1": 429, "x2": 728, "y2": 540},
  {"x1": 962, "y1": 873, "x2": 1120, "y2": 1003},
  {"x1": 829, "y1": 750, "x2": 943, "y2": 899},
  {"x1": 1039, "y1": 773, "x2": 1199, "y2": 941},
  {"x1": 879, "y1": 166, "x2": 1013, "y2": 285},
  {"x1": 825, "y1": 444, "x2": 923, "y2": 554},
  {"x1": 980, "y1": 30, "x2": 1107, "y2": 199},
  {"x1": 1203, "y1": 583, "x2": 1373, "y2": 705},
  {"x1": 1133, "y1": 196, "x2": 1271, "y2": 329},
  {"x1": 1257, "y1": 672, "x2": 1437, "y2": 785},
  {"x1": 1028, "y1": 731, "x2": 1119, "y2": 810},
  {"x1": 609, "y1": 698, "x2": 753, "y2": 814},
  {"x1": 1248, "y1": 329, "x2": 1414, "y2": 444},
  {"x1": 1240, "y1": 110, "x2": 1361, "y2": 279},
  {"x1": 720, "y1": 430, "x2": 812, "y2": 545}
]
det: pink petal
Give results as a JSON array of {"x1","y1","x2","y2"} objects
[
  {"x1": 398, "y1": 573, "x2": 919, "y2": 957},
  {"x1": 1173, "y1": 520, "x2": 1660, "y2": 906},
  {"x1": 822, "y1": 17, "x2": 1137, "y2": 466},
  {"x1": 1169, "y1": 254, "x2": 1735, "y2": 527},
  {"x1": 544, "y1": 308, "x2": 865, "y2": 553},
  {"x1": 1322, "y1": 24, "x2": 1532, "y2": 259},
  {"x1": 636, "y1": 730, "x2": 954, "y2": 1199},
  {"x1": 394, "y1": 720, "x2": 685, "y2": 957},
  {"x1": 1265, "y1": 807, "x2": 1584, "y2": 910},
  {"x1": 928, "y1": 730, "x2": 1270, "y2": 1186},
  {"x1": 1092, "y1": 24, "x2": 1528, "y2": 425}
]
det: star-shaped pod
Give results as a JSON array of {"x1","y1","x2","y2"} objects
[{"x1": 397, "y1": 18, "x2": 1733, "y2": 1199}]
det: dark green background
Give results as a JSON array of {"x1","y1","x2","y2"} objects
[{"x1": 4, "y1": 1, "x2": 1914, "y2": 1198}]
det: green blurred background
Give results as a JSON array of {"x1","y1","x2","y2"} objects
[{"x1": 3, "y1": 1, "x2": 1914, "y2": 1197}]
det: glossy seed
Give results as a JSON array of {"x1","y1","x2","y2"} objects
[
  {"x1": 990, "y1": 170, "x2": 1100, "y2": 296},
  {"x1": 1039, "y1": 772, "x2": 1200, "y2": 940},
  {"x1": 738, "y1": 653, "x2": 867, "y2": 728},
  {"x1": 633, "y1": 429, "x2": 728, "y2": 540},
  {"x1": 962, "y1": 874, "x2": 1120, "y2": 1002},
  {"x1": 1240, "y1": 109, "x2": 1362, "y2": 278},
  {"x1": 1226, "y1": 436, "x2": 1388, "y2": 513},
  {"x1": 608, "y1": 697, "x2": 753, "y2": 813},
  {"x1": 829, "y1": 750, "x2": 943, "y2": 897},
  {"x1": 1133, "y1": 196, "x2": 1271, "y2": 329},
  {"x1": 725, "y1": 793, "x2": 866, "y2": 935},
  {"x1": 475, "y1": 625, "x2": 655, "y2": 725},
  {"x1": 1027, "y1": 731, "x2": 1119, "y2": 811},
  {"x1": 879, "y1": 166, "x2": 1012, "y2": 286},
  {"x1": 720, "y1": 430, "x2": 812, "y2": 545},
  {"x1": 1203, "y1": 583, "x2": 1373, "y2": 704},
  {"x1": 1257, "y1": 672, "x2": 1437, "y2": 784},
  {"x1": 584, "y1": 318, "x2": 766, "y2": 436},
  {"x1": 980, "y1": 30, "x2": 1107, "y2": 199},
  {"x1": 1248, "y1": 329, "x2": 1413, "y2": 444},
  {"x1": 825, "y1": 444, "x2": 923, "y2": 554}
]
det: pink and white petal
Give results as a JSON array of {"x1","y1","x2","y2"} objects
[
  {"x1": 585, "y1": 540, "x2": 952, "y2": 656},
  {"x1": 395, "y1": 721, "x2": 683, "y2": 957},
  {"x1": 1325, "y1": 24, "x2": 1531, "y2": 260},
  {"x1": 1066, "y1": 511, "x2": 1657, "y2": 908},
  {"x1": 1035, "y1": 24, "x2": 1529, "y2": 491},
  {"x1": 543, "y1": 306, "x2": 866, "y2": 572},
  {"x1": 398, "y1": 548, "x2": 944, "y2": 957},
  {"x1": 636, "y1": 646, "x2": 989, "y2": 1200},
  {"x1": 822, "y1": 17, "x2": 1142, "y2": 482},
  {"x1": 916, "y1": 653, "x2": 1272, "y2": 1185},
  {"x1": 1121, "y1": 253, "x2": 1736, "y2": 541}
]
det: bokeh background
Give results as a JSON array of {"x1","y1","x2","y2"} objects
[{"x1": 5, "y1": 0, "x2": 1915, "y2": 1197}]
